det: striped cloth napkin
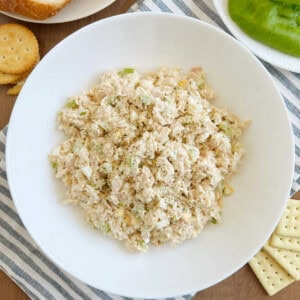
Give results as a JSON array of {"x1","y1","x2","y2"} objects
[{"x1": 0, "y1": 1, "x2": 299, "y2": 299}]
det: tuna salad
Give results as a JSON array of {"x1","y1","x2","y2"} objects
[{"x1": 50, "y1": 67, "x2": 248, "y2": 251}]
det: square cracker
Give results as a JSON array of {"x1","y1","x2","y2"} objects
[
  {"x1": 263, "y1": 240, "x2": 300, "y2": 280},
  {"x1": 271, "y1": 233, "x2": 300, "y2": 253},
  {"x1": 276, "y1": 199, "x2": 300, "y2": 238},
  {"x1": 249, "y1": 249, "x2": 294, "y2": 296}
]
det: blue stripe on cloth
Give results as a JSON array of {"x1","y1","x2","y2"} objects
[
  {"x1": 0, "y1": 167, "x2": 7, "y2": 180},
  {"x1": 0, "y1": 250, "x2": 55, "y2": 299},
  {"x1": 0, "y1": 217, "x2": 93, "y2": 300},
  {"x1": 0, "y1": 183, "x2": 11, "y2": 200},
  {"x1": 0, "y1": 140, "x2": 5, "y2": 155},
  {"x1": 296, "y1": 145, "x2": 300, "y2": 157},
  {"x1": 283, "y1": 96, "x2": 300, "y2": 119},
  {"x1": 295, "y1": 164, "x2": 300, "y2": 175},
  {"x1": 292, "y1": 124, "x2": 300, "y2": 139},
  {"x1": 13, "y1": 277, "x2": 40, "y2": 300},
  {"x1": 0, "y1": 199, "x2": 23, "y2": 227},
  {"x1": 0, "y1": 233, "x2": 76, "y2": 300},
  {"x1": 123, "y1": 297, "x2": 136, "y2": 300},
  {"x1": 87, "y1": 286, "x2": 115, "y2": 300},
  {"x1": 292, "y1": 72, "x2": 300, "y2": 80},
  {"x1": 172, "y1": 0, "x2": 198, "y2": 18},
  {"x1": 193, "y1": 0, "x2": 229, "y2": 32},
  {"x1": 138, "y1": 0, "x2": 151, "y2": 11},
  {"x1": 262, "y1": 62, "x2": 300, "y2": 99},
  {"x1": 153, "y1": 0, "x2": 172, "y2": 12}
]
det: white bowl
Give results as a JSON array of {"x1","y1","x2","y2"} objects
[
  {"x1": 6, "y1": 13, "x2": 294, "y2": 298},
  {"x1": 213, "y1": 0, "x2": 300, "y2": 73}
]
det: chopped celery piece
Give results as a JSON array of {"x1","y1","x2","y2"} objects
[
  {"x1": 66, "y1": 100, "x2": 78, "y2": 109},
  {"x1": 118, "y1": 68, "x2": 134, "y2": 77}
]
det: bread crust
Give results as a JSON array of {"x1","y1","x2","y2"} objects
[{"x1": 0, "y1": 0, "x2": 72, "y2": 20}]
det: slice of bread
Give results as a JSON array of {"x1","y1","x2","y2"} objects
[{"x1": 0, "y1": 0, "x2": 72, "y2": 20}]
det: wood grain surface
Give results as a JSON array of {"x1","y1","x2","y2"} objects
[{"x1": 0, "y1": 1, "x2": 299, "y2": 299}]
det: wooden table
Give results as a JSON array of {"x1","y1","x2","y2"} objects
[{"x1": 0, "y1": 1, "x2": 299, "y2": 299}]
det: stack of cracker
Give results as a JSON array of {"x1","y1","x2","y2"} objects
[
  {"x1": 0, "y1": 23, "x2": 39, "y2": 95},
  {"x1": 249, "y1": 199, "x2": 300, "y2": 296}
]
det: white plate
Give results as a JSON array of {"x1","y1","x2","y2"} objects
[
  {"x1": 6, "y1": 13, "x2": 294, "y2": 298},
  {"x1": 0, "y1": 0, "x2": 116, "y2": 24},
  {"x1": 213, "y1": 0, "x2": 300, "y2": 73}
]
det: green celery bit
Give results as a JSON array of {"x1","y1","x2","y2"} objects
[
  {"x1": 66, "y1": 100, "x2": 78, "y2": 109},
  {"x1": 51, "y1": 162, "x2": 58, "y2": 169},
  {"x1": 118, "y1": 68, "x2": 135, "y2": 77},
  {"x1": 138, "y1": 240, "x2": 146, "y2": 247},
  {"x1": 105, "y1": 223, "x2": 111, "y2": 233},
  {"x1": 211, "y1": 217, "x2": 217, "y2": 224},
  {"x1": 219, "y1": 122, "x2": 233, "y2": 137},
  {"x1": 107, "y1": 96, "x2": 117, "y2": 105}
]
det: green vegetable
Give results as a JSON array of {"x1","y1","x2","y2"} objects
[
  {"x1": 232, "y1": 142, "x2": 241, "y2": 153},
  {"x1": 80, "y1": 111, "x2": 87, "y2": 116},
  {"x1": 51, "y1": 162, "x2": 58, "y2": 169},
  {"x1": 105, "y1": 223, "x2": 111, "y2": 233},
  {"x1": 127, "y1": 157, "x2": 140, "y2": 169},
  {"x1": 88, "y1": 181, "x2": 96, "y2": 188},
  {"x1": 118, "y1": 68, "x2": 135, "y2": 77},
  {"x1": 107, "y1": 96, "x2": 117, "y2": 106},
  {"x1": 66, "y1": 100, "x2": 78, "y2": 109},
  {"x1": 211, "y1": 217, "x2": 218, "y2": 224},
  {"x1": 138, "y1": 240, "x2": 146, "y2": 247},
  {"x1": 218, "y1": 122, "x2": 233, "y2": 137},
  {"x1": 228, "y1": 0, "x2": 300, "y2": 57}
]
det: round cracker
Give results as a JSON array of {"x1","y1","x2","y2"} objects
[
  {"x1": 0, "y1": 23, "x2": 39, "y2": 75},
  {"x1": 0, "y1": 69, "x2": 29, "y2": 84},
  {"x1": 0, "y1": 52, "x2": 40, "y2": 84},
  {"x1": 0, "y1": 71, "x2": 22, "y2": 84}
]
